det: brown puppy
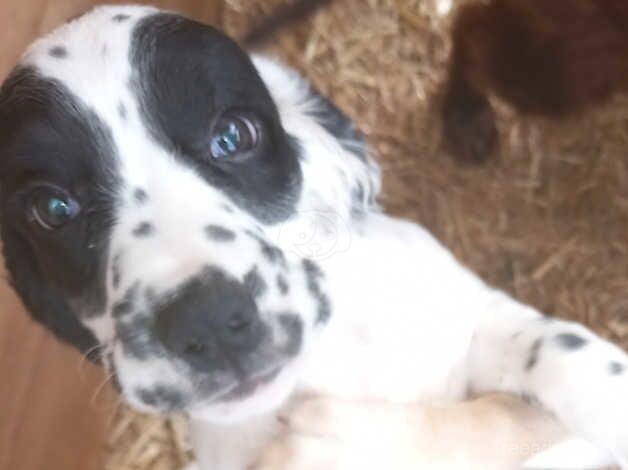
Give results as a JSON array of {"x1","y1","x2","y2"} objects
[{"x1": 442, "y1": 0, "x2": 628, "y2": 162}]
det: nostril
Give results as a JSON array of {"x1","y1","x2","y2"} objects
[
  {"x1": 183, "y1": 339, "x2": 207, "y2": 356},
  {"x1": 227, "y1": 313, "x2": 252, "y2": 334}
]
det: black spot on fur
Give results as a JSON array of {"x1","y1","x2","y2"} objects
[
  {"x1": 205, "y1": 224, "x2": 236, "y2": 242},
  {"x1": 116, "y1": 315, "x2": 161, "y2": 360},
  {"x1": 112, "y1": 283, "x2": 139, "y2": 317},
  {"x1": 525, "y1": 338, "x2": 543, "y2": 371},
  {"x1": 118, "y1": 101, "x2": 127, "y2": 120},
  {"x1": 111, "y1": 252, "x2": 122, "y2": 289},
  {"x1": 133, "y1": 188, "x2": 148, "y2": 204},
  {"x1": 277, "y1": 274, "x2": 289, "y2": 295},
  {"x1": 49, "y1": 46, "x2": 68, "y2": 59},
  {"x1": 133, "y1": 222, "x2": 154, "y2": 237},
  {"x1": 302, "y1": 259, "x2": 331, "y2": 324},
  {"x1": 278, "y1": 313, "x2": 303, "y2": 356},
  {"x1": 245, "y1": 230, "x2": 286, "y2": 266},
  {"x1": 112, "y1": 13, "x2": 130, "y2": 22},
  {"x1": 351, "y1": 182, "x2": 368, "y2": 218},
  {"x1": 555, "y1": 333, "x2": 587, "y2": 350},
  {"x1": 243, "y1": 266, "x2": 267, "y2": 298},
  {"x1": 609, "y1": 361, "x2": 625, "y2": 375},
  {"x1": 135, "y1": 385, "x2": 184, "y2": 412}
]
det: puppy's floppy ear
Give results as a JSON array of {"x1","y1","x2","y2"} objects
[
  {"x1": 1, "y1": 226, "x2": 100, "y2": 360},
  {"x1": 304, "y1": 86, "x2": 370, "y2": 164}
]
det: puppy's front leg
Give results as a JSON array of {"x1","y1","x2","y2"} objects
[
  {"x1": 253, "y1": 393, "x2": 564, "y2": 470},
  {"x1": 469, "y1": 292, "x2": 628, "y2": 468}
]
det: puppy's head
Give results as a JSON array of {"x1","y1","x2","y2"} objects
[{"x1": 0, "y1": 5, "x2": 379, "y2": 422}]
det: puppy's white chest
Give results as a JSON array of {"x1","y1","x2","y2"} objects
[{"x1": 296, "y1": 214, "x2": 483, "y2": 402}]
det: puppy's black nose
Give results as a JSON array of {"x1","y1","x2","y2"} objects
[{"x1": 154, "y1": 268, "x2": 264, "y2": 372}]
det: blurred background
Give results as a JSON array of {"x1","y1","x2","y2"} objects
[{"x1": 2, "y1": 0, "x2": 628, "y2": 469}]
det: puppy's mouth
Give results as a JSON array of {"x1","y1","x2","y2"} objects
[{"x1": 216, "y1": 368, "x2": 282, "y2": 403}]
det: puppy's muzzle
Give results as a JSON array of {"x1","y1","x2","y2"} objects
[{"x1": 154, "y1": 271, "x2": 265, "y2": 373}]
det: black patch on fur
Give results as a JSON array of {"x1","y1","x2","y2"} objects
[
  {"x1": 135, "y1": 385, "x2": 184, "y2": 412},
  {"x1": 277, "y1": 273, "x2": 289, "y2": 295},
  {"x1": 351, "y1": 182, "x2": 367, "y2": 218},
  {"x1": 305, "y1": 86, "x2": 368, "y2": 163},
  {"x1": 49, "y1": 46, "x2": 68, "y2": 59},
  {"x1": 112, "y1": 14, "x2": 130, "y2": 22},
  {"x1": 111, "y1": 252, "x2": 122, "y2": 288},
  {"x1": 245, "y1": 230, "x2": 286, "y2": 266},
  {"x1": 116, "y1": 314, "x2": 161, "y2": 360},
  {"x1": 302, "y1": 258, "x2": 331, "y2": 324},
  {"x1": 112, "y1": 283, "x2": 139, "y2": 318},
  {"x1": 133, "y1": 188, "x2": 148, "y2": 204},
  {"x1": 0, "y1": 66, "x2": 119, "y2": 353},
  {"x1": 243, "y1": 266, "x2": 267, "y2": 298},
  {"x1": 129, "y1": 13, "x2": 302, "y2": 224},
  {"x1": 118, "y1": 101, "x2": 127, "y2": 120},
  {"x1": 555, "y1": 333, "x2": 587, "y2": 350},
  {"x1": 205, "y1": 224, "x2": 236, "y2": 242},
  {"x1": 278, "y1": 313, "x2": 303, "y2": 356},
  {"x1": 525, "y1": 338, "x2": 543, "y2": 371},
  {"x1": 609, "y1": 361, "x2": 625, "y2": 375},
  {"x1": 133, "y1": 222, "x2": 154, "y2": 237}
]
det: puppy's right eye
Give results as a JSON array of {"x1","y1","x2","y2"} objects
[
  {"x1": 209, "y1": 112, "x2": 261, "y2": 161},
  {"x1": 30, "y1": 186, "x2": 81, "y2": 230}
]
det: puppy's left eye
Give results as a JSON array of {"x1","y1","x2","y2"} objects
[
  {"x1": 30, "y1": 187, "x2": 81, "y2": 230},
  {"x1": 209, "y1": 113, "x2": 260, "y2": 160}
]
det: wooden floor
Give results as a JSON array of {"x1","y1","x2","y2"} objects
[{"x1": 0, "y1": 1, "x2": 222, "y2": 468}]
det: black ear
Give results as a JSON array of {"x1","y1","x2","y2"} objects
[
  {"x1": 2, "y1": 226, "x2": 100, "y2": 359},
  {"x1": 304, "y1": 86, "x2": 370, "y2": 164}
]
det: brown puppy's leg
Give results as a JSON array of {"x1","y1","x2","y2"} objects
[
  {"x1": 441, "y1": 3, "x2": 504, "y2": 163},
  {"x1": 441, "y1": 67, "x2": 497, "y2": 164},
  {"x1": 253, "y1": 393, "x2": 565, "y2": 470}
]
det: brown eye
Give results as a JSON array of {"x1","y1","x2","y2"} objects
[
  {"x1": 210, "y1": 113, "x2": 260, "y2": 160},
  {"x1": 30, "y1": 187, "x2": 81, "y2": 230}
]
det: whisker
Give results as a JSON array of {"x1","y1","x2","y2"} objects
[{"x1": 89, "y1": 369, "x2": 120, "y2": 413}]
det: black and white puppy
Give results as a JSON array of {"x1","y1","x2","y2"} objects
[{"x1": 1, "y1": 5, "x2": 627, "y2": 470}]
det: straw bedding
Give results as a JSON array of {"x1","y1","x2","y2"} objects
[{"x1": 105, "y1": 1, "x2": 628, "y2": 468}]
